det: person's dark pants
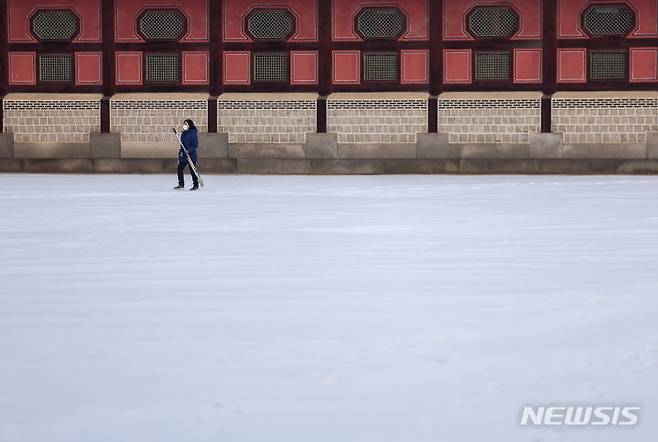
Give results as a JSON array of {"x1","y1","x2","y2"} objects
[{"x1": 177, "y1": 160, "x2": 199, "y2": 187}]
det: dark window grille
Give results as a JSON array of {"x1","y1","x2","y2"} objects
[
  {"x1": 145, "y1": 54, "x2": 180, "y2": 83},
  {"x1": 31, "y1": 9, "x2": 80, "y2": 41},
  {"x1": 39, "y1": 54, "x2": 73, "y2": 82},
  {"x1": 253, "y1": 53, "x2": 289, "y2": 82},
  {"x1": 139, "y1": 9, "x2": 187, "y2": 41},
  {"x1": 475, "y1": 51, "x2": 511, "y2": 81},
  {"x1": 583, "y1": 5, "x2": 635, "y2": 37},
  {"x1": 589, "y1": 50, "x2": 627, "y2": 80},
  {"x1": 467, "y1": 7, "x2": 519, "y2": 39},
  {"x1": 363, "y1": 52, "x2": 399, "y2": 81},
  {"x1": 246, "y1": 9, "x2": 296, "y2": 41},
  {"x1": 356, "y1": 8, "x2": 407, "y2": 40}
]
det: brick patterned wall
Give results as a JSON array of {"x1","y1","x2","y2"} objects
[
  {"x1": 552, "y1": 93, "x2": 658, "y2": 144},
  {"x1": 3, "y1": 94, "x2": 101, "y2": 143},
  {"x1": 218, "y1": 94, "x2": 317, "y2": 144},
  {"x1": 438, "y1": 93, "x2": 542, "y2": 144},
  {"x1": 111, "y1": 93, "x2": 208, "y2": 148},
  {"x1": 327, "y1": 93, "x2": 428, "y2": 144}
]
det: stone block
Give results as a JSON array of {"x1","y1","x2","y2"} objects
[
  {"x1": 616, "y1": 160, "x2": 658, "y2": 174},
  {"x1": 198, "y1": 133, "x2": 229, "y2": 158},
  {"x1": 338, "y1": 143, "x2": 416, "y2": 159},
  {"x1": 14, "y1": 143, "x2": 90, "y2": 159},
  {"x1": 198, "y1": 158, "x2": 237, "y2": 174},
  {"x1": 305, "y1": 133, "x2": 338, "y2": 159},
  {"x1": 461, "y1": 144, "x2": 530, "y2": 160},
  {"x1": 97, "y1": 158, "x2": 175, "y2": 174},
  {"x1": 22, "y1": 159, "x2": 94, "y2": 173},
  {"x1": 309, "y1": 159, "x2": 385, "y2": 175},
  {"x1": 90, "y1": 133, "x2": 121, "y2": 159},
  {"x1": 0, "y1": 133, "x2": 15, "y2": 158},
  {"x1": 460, "y1": 159, "x2": 540, "y2": 174},
  {"x1": 560, "y1": 144, "x2": 646, "y2": 160},
  {"x1": 646, "y1": 133, "x2": 658, "y2": 159},
  {"x1": 529, "y1": 133, "x2": 563, "y2": 159},
  {"x1": 383, "y1": 159, "x2": 461, "y2": 174},
  {"x1": 416, "y1": 133, "x2": 461, "y2": 159},
  {"x1": 237, "y1": 159, "x2": 310, "y2": 174},
  {"x1": 538, "y1": 159, "x2": 619, "y2": 174},
  {"x1": 0, "y1": 159, "x2": 22, "y2": 172},
  {"x1": 230, "y1": 144, "x2": 306, "y2": 159}
]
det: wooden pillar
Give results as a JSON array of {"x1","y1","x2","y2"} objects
[
  {"x1": 0, "y1": 0, "x2": 8, "y2": 132},
  {"x1": 101, "y1": 0, "x2": 116, "y2": 133},
  {"x1": 428, "y1": 0, "x2": 443, "y2": 133},
  {"x1": 542, "y1": 0, "x2": 557, "y2": 133},
  {"x1": 208, "y1": 0, "x2": 222, "y2": 133},
  {"x1": 317, "y1": 0, "x2": 332, "y2": 133}
]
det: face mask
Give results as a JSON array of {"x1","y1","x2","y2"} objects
[{"x1": 183, "y1": 124, "x2": 189, "y2": 131}]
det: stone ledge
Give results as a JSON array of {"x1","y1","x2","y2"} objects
[
  {"x1": 121, "y1": 143, "x2": 178, "y2": 159},
  {"x1": 229, "y1": 144, "x2": 306, "y2": 159},
  {"x1": 111, "y1": 93, "x2": 209, "y2": 101},
  {"x1": 2, "y1": 158, "x2": 658, "y2": 175},
  {"x1": 416, "y1": 133, "x2": 461, "y2": 159},
  {"x1": 237, "y1": 159, "x2": 310, "y2": 174},
  {"x1": 0, "y1": 133, "x2": 15, "y2": 158},
  {"x1": 552, "y1": 91, "x2": 658, "y2": 99},
  {"x1": 646, "y1": 133, "x2": 658, "y2": 159},
  {"x1": 3, "y1": 93, "x2": 103, "y2": 101},
  {"x1": 219, "y1": 92, "x2": 317, "y2": 101},
  {"x1": 198, "y1": 133, "x2": 229, "y2": 158},
  {"x1": 338, "y1": 143, "x2": 416, "y2": 159},
  {"x1": 90, "y1": 133, "x2": 121, "y2": 159},
  {"x1": 460, "y1": 144, "x2": 531, "y2": 160},
  {"x1": 305, "y1": 133, "x2": 338, "y2": 159},
  {"x1": 328, "y1": 92, "x2": 429, "y2": 101},
  {"x1": 14, "y1": 143, "x2": 90, "y2": 159},
  {"x1": 21, "y1": 159, "x2": 94, "y2": 173},
  {"x1": 438, "y1": 91, "x2": 543, "y2": 101},
  {"x1": 529, "y1": 133, "x2": 563, "y2": 159}
]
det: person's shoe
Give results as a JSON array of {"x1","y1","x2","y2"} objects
[
  {"x1": 190, "y1": 185, "x2": 199, "y2": 191},
  {"x1": 174, "y1": 184, "x2": 184, "y2": 190}
]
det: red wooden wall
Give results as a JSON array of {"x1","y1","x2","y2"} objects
[{"x1": 4, "y1": 0, "x2": 658, "y2": 91}]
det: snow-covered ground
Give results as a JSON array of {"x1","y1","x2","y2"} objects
[{"x1": 1, "y1": 174, "x2": 657, "y2": 442}]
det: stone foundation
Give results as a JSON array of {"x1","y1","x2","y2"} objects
[
  {"x1": 327, "y1": 92, "x2": 428, "y2": 144},
  {"x1": 111, "y1": 93, "x2": 208, "y2": 155},
  {"x1": 2, "y1": 93, "x2": 101, "y2": 144},
  {"x1": 438, "y1": 92, "x2": 542, "y2": 144},
  {"x1": 552, "y1": 92, "x2": 658, "y2": 144},
  {"x1": 218, "y1": 93, "x2": 316, "y2": 144}
]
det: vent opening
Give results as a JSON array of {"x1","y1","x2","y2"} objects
[
  {"x1": 145, "y1": 54, "x2": 180, "y2": 83},
  {"x1": 246, "y1": 9, "x2": 296, "y2": 41},
  {"x1": 31, "y1": 9, "x2": 80, "y2": 41},
  {"x1": 253, "y1": 53, "x2": 289, "y2": 82},
  {"x1": 363, "y1": 52, "x2": 400, "y2": 81},
  {"x1": 475, "y1": 51, "x2": 511, "y2": 81},
  {"x1": 39, "y1": 54, "x2": 74, "y2": 82},
  {"x1": 467, "y1": 7, "x2": 519, "y2": 39},
  {"x1": 356, "y1": 8, "x2": 407, "y2": 40}
]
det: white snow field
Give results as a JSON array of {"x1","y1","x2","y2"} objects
[{"x1": 1, "y1": 174, "x2": 657, "y2": 442}]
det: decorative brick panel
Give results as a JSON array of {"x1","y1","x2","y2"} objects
[
  {"x1": 2, "y1": 94, "x2": 101, "y2": 143},
  {"x1": 110, "y1": 93, "x2": 208, "y2": 147},
  {"x1": 438, "y1": 92, "x2": 542, "y2": 144},
  {"x1": 218, "y1": 93, "x2": 317, "y2": 143},
  {"x1": 552, "y1": 92, "x2": 658, "y2": 144},
  {"x1": 327, "y1": 93, "x2": 428, "y2": 144}
]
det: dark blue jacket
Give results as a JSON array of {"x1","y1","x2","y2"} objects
[{"x1": 179, "y1": 127, "x2": 198, "y2": 163}]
